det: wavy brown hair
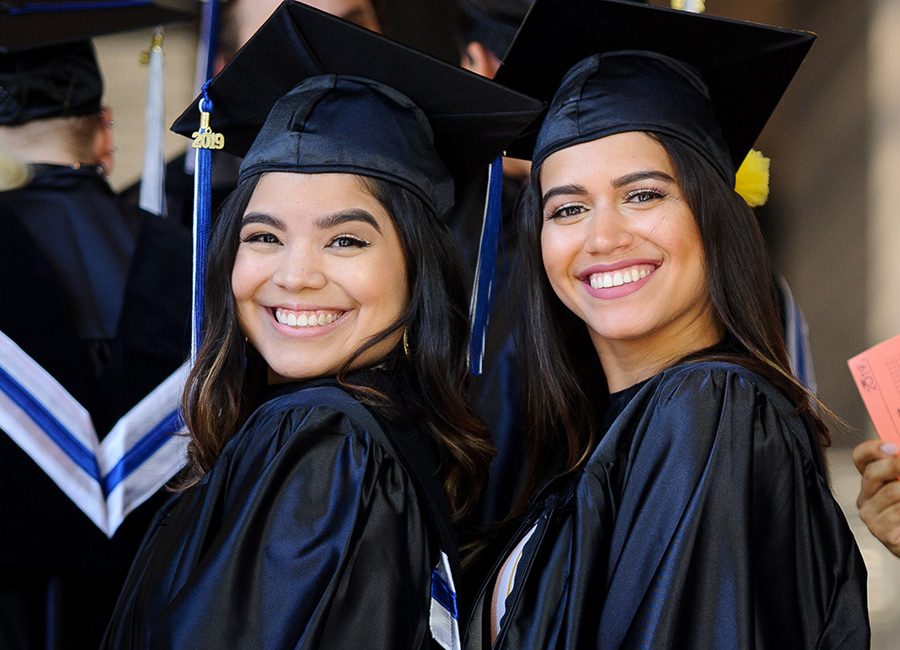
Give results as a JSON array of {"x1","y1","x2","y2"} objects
[
  {"x1": 180, "y1": 172, "x2": 494, "y2": 522},
  {"x1": 512, "y1": 132, "x2": 831, "y2": 510}
]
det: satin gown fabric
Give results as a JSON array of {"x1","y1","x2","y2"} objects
[
  {"x1": 467, "y1": 361, "x2": 869, "y2": 650},
  {"x1": 102, "y1": 379, "x2": 451, "y2": 649}
]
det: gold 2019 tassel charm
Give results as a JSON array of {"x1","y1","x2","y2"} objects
[{"x1": 191, "y1": 109, "x2": 225, "y2": 150}]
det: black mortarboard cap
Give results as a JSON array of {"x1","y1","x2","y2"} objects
[
  {"x1": 0, "y1": 40, "x2": 103, "y2": 125},
  {"x1": 495, "y1": 0, "x2": 815, "y2": 181},
  {"x1": 0, "y1": 0, "x2": 191, "y2": 52},
  {"x1": 171, "y1": 0, "x2": 544, "y2": 218},
  {"x1": 0, "y1": 0, "x2": 192, "y2": 125}
]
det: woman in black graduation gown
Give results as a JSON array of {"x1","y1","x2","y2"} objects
[
  {"x1": 464, "y1": 1, "x2": 870, "y2": 648},
  {"x1": 101, "y1": 3, "x2": 542, "y2": 649}
]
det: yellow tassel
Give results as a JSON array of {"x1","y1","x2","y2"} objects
[{"x1": 734, "y1": 149, "x2": 770, "y2": 207}]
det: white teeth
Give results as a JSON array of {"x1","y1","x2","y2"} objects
[
  {"x1": 589, "y1": 266, "x2": 651, "y2": 289},
  {"x1": 275, "y1": 309, "x2": 341, "y2": 328}
]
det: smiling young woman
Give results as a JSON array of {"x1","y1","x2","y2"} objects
[
  {"x1": 99, "y1": 4, "x2": 543, "y2": 649},
  {"x1": 461, "y1": 1, "x2": 870, "y2": 649}
]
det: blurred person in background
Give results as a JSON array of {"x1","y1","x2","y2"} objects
[{"x1": 0, "y1": 6, "x2": 192, "y2": 647}]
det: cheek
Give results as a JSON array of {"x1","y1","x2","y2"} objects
[
  {"x1": 541, "y1": 224, "x2": 575, "y2": 288},
  {"x1": 379, "y1": 261, "x2": 410, "y2": 318},
  {"x1": 231, "y1": 252, "x2": 255, "y2": 303},
  {"x1": 351, "y1": 253, "x2": 409, "y2": 321}
]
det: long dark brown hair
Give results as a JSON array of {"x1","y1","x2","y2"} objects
[
  {"x1": 180, "y1": 172, "x2": 494, "y2": 522},
  {"x1": 513, "y1": 132, "x2": 830, "y2": 508}
]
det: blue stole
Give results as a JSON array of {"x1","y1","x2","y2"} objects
[{"x1": 0, "y1": 329, "x2": 188, "y2": 537}]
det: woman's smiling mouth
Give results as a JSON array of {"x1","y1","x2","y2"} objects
[
  {"x1": 273, "y1": 308, "x2": 345, "y2": 328},
  {"x1": 581, "y1": 263, "x2": 657, "y2": 289}
]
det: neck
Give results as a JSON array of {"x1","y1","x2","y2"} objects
[{"x1": 593, "y1": 312, "x2": 725, "y2": 393}]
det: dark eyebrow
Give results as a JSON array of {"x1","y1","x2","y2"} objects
[
  {"x1": 240, "y1": 212, "x2": 286, "y2": 230},
  {"x1": 611, "y1": 170, "x2": 675, "y2": 188},
  {"x1": 315, "y1": 209, "x2": 382, "y2": 234},
  {"x1": 542, "y1": 172, "x2": 676, "y2": 207},
  {"x1": 542, "y1": 184, "x2": 588, "y2": 207}
]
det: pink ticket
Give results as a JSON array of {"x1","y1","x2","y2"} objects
[{"x1": 848, "y1": 333, "x2": 900, "y2": 445}]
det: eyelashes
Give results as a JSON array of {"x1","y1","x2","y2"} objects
[
  {"x1": 546, "y1": 204, "x2": 586, "y2": 221},
  {"x1": 623, "y1": 188, "x2": 666, "y2": 204},
  {"x1": 238, "y1": 233, "x2": 371, "y2": 249},
  {"x1": 242, "y1": 232, "x2": 281, "y2": 244},
  {"x1": 328, "y1": 234, "x2": 370, "y2": 249}
]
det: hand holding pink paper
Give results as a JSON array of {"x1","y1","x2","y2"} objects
[{"x1": 848, "y1": 333, "x2": 900, "y2": 445}]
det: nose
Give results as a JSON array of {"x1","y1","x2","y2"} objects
[
  {"x1": 272, "y1": 245, "x2": 327, "y2": 292},
  {"x1": 583, "y1": 206, "x2": 634, "y2": 255}
]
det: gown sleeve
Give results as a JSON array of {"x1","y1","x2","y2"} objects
[
  {"x1": 591, "y1": 366, "x2": 868, "y2": 649},
  {"x1": 105, "y1": 399, "x2": 437, "y2": 650}
]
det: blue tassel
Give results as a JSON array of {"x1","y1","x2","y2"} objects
[
  {"x1": 468, "y1": 155, "x2": 504, "y2": 375},
  {"x1": 185, "y1": 0, "x2": 220, "y2": 177},
  {"x1": 191, "y1": 83, "x2": 218, "y2": 361}
]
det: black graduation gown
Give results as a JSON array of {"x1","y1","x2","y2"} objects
[
  {"x1": 102, "y1": 378, "x2": 459, "y2": 650},
  {"x1": 0, "y1": 165, "x2": 192, "y2": 649},
  {"x1": 466, "y1": 361, "x2": 869, "y2": 650}
]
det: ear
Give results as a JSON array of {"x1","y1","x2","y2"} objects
[
  {"x1": 460, "y1": 41, "x2": 501, "y2": 79},
  {"x1": 92, "y1": 106, "x2": 115, "y2": 177}
]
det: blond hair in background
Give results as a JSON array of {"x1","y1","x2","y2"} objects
[{"x1": 0, "y1": 144, "x2": 31, "y2": 191}]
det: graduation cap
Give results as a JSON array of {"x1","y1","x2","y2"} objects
[
  {"x1": 172, "y1": 0, "x2": 544, "y2": 218},
  {"x1": 0, "y1": 0, "x2": 192, "y2": 52},
  {"x1": 495, "y1": 0, "x2": 816, "y2": 182},
  {"x1": 0, "y1": 0, "x2": 193, "y2": 126}
]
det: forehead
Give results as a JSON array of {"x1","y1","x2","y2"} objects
[
  {"x1": 245, "y1": 172, "x2": 387, "y2": 219},
  {"x1": 540, "y1": 131, "x2": 674, "y2": 186}
]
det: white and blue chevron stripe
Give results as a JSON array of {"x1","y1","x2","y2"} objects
[
  {"x1": 430, "y1": 550, "x2": 461, "y2": 650},
  {"x1": 0, "y1": 329, "x2": 189, "y2": 537}
]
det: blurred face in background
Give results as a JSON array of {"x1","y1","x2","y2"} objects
[{"x1": 229, "y1": 0, "x2": 382, "y2": 54}]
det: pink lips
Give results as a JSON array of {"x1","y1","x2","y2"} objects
[{"x1": 579, "y1": 261, "x2": 658, "y2": 300}]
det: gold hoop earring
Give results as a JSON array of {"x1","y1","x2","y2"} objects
[{"x1": 402, "y1": 328, "x2": 411, "y2": 359}]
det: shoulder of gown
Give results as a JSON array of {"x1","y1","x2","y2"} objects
[
  {"x1": 496, "y1": 361, "x2": 869, "y2": 650},
  {"x1": 104, "y1": 383, "x2": 443, "y2": 650},
  {"x1": 598, "y1": 360, "x2": 868, "y2": 649}
]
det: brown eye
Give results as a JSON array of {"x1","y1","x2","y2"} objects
[
  {"x1": 625, "y1": 189, "x2": 665, "y2": 204},
  {"x1": 329, "y1": 235, "x2": 370, "y2": 249},
  {"x1": 547, "y1": 204, "x2": 586, "y2": 221},
  {"x1": 243, "y1": 232, "x2": 281, "y2": 244}
]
